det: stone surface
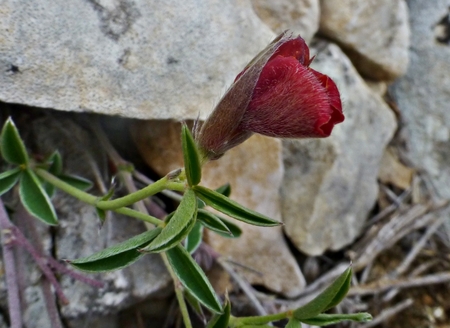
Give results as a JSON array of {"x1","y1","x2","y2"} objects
[
  {"x1": 252, "y1": 0, "x2": 320, "y2": 42},
  {"x1": 281, "y1": 41, "x2": 397, "y2": 256},
  {"x1": 0, "y1": 0, "x2": 274, "y2": 120},
  {"x1": 131, "y1": 120, "x2": 306, "y2": 297},
  {"x1": 389, "y1": 0, "x2": 450, "y2": 200},
  {"x1": 319, "y1": 0, "x2": 410, "y2": 81},
  {"x1": 27, "y1": 113, "x2": 171, "y2": 323},
  {"x1": 379, "y1": 147, "x2": 414, "y2": 190}
]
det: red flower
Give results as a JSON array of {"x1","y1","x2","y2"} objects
[{"x1": 196, "y1": 32, "x2": 344, "y2": 161}]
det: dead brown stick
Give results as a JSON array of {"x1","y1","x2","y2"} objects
[
  {"x1": 364, "y1": 188, "x2": 411, "y2": 228},
  {"x1": 218, "y1": 257, "x2": 269, "y2": 319},
  {"x1": 352, "y1": 204, "x2": 429, "y2": 270},
  {"x1": 348, "y1": 271, "x2": 450, "y2": 296},
  {"x1": 361, "y1": 298, "x2": 413, "y2": 328},
  {"x1": 353, "y1": 201, "x2": 449, "y2": 271},
  {"x1": 392, "y1": 213, "x2": 448, "y2": 278}
]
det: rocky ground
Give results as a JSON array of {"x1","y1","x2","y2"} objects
[{"x1": 1, "y1": 0, "x2": 450, "y2": 327}]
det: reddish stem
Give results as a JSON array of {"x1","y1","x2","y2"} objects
[{"x1": 0, "y1": 200, "x2": 23, "y2": 328}]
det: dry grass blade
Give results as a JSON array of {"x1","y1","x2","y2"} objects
[
  {"x1": 218, "y1": 257, "x2": 269, "y2": 318},
  {"x1": 348, "y1": 272, "x2": 450, "y2": 297},
  {"x1": 352, "y1": 201, "x2": 450, "y2": 271},
  {"x1": 359, "y1": 298, "x2": 413, "y2": 328},
  {"x1": 392, "y1": 213, "x2": 448, "y2": 278}
]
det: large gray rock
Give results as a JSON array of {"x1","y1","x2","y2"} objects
[
  {"x1": 319, "y1": 0, "x2": 410, "y2": 81},
  {"x1": 281, "y1": 41, "x2": 397, "y2": 256},
  {"x1": 0, "y1": 0, "x2": 273, "y2": 120},
  {"x1": 252, "y1": 0, "x2": 320, "y2": 42},
  {"x1": 390, "y1": 0, "x2": 450, "y2": 199}
]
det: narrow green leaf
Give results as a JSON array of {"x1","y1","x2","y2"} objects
[
  {"x1": 59, "y1": 174, "x2": 93, "y2": 191},
  {"x1": 215, "y1": 183, "x2": 231, "y2": 197},
  {"x1": 184, "y1": 289, "x2": 205, "y2": 321},
  {"x1": 185, "y1": 221, "x2": 203, "y2": 254},
  {"x1": 99, "y1": 184, "x2": 115, "y2": 200},
  {"x1": 214, "y1": 216, "x2": 242, "y2": 238},
  {"x1": 294, "y1": 267, "x2": 352, "y2": 320},
  {"x1": 144, "y1": 210, "x2": 196, "y2": 253},
  {"x1": 197, "y1": 209, "x2": 232, "y2": 236},
  {"x1": 0, "y1": 167, "x2": 22, "y2": 196},
  {"x1": 206, "y1": 296, "x2": 231, "y2": 328},
  {"x1": 166, "y1": 245, "x2": 222, "y2": 313},
  {"x1": 69, "y1": 228, "x2": 162, "y2": 272},
  {"x1": 43, "y1": 182, "x2": 55, "y2": 198},
  {"x1": 193, "y1": 185, "x2": 281, "y2": 227},
  {"x1": 182, "y1": 124, "x2": 202, "y2": 186},
  {"x1": 19, "y1": 169, "x2": 58, "y2": 225},
  {"x1": 300, "y1": 313, "x2": 372, "y2": 326},
  {"x1": 0, "y1": 118, "x2": 29, "y2": 165},
  {"x1": 141, "y1": 189, "x2": 197, "y2": 253},
  {"x1": 96, "y1": 207, "x2": 106, "y2": 224},
  {"x1": 324, "y1": 266, "x2": 352, "y2": 311},
  {"x1": 285, "y1": 318, "x2": 302, "y2": 328},
  {"x1": 47, "y1": 151, "x2": 63, "y2": 175},
  {"x1": 197, "y1": 197, "x2": 206, "y2": 209}
]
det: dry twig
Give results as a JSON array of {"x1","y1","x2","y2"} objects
[
  {"x1": 348, "y1": 271, "x2": 450, "y2": 297},
  {"x1": 360, "y1": 298, "x2": 413, "y2": 328}
]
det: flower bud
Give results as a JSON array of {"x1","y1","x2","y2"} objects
[{"x1": 196, "y1": 32, "x2": 344, "y2": 161}]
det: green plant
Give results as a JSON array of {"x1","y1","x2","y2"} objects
[
  {"x1": 0, "y1": 31, "x2": 371, "y2": 327},
  {"x1": 0, "y1": 118, "x2": 371, "y2": 327}
]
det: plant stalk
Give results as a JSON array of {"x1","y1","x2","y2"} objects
[
  {"x1": 35, "y1": 168, "x2": 172, "y2": 227},
  {"x1": 0, "y1": 200, "x2": 22, "y2": 328},
  {"x1": 230, "y1": 311, "x2": 289, "y2": 327},
  {"x1": 161, "y1": 252, "x2": 193, "y2": 328}
]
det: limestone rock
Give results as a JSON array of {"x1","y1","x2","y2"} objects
[
  {"x1": 131, "y1": 120, "x2": 306, "y2": 297},
  {"x1": 0, "y1": 0, "x2": 273, "y2": 120},
  {"x1": 390, "y1": 1, "x2": 450, "y2": 199},
  {"x1": 319, "y1": 0, "x2": 410, "y2": 81},
  {"x1": 252, "y1": 0, "x2": 320, "y2": 42},
  {"x1": 379, "y1": 147, "x2": 414, "y2": 190},
  {"x1": 281, "y1": 41, "x2": 397, "y2": 256}
]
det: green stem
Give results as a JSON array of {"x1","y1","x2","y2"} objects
[
  {"x1": 114, "y1": 207, "x2": 164, "y2": 226},
  {"x1": 161, "y1": 252, "x2": 193, "y2": 328},
  {"x1": 35, "y1": 169, "x2": 164, "y2": 227},
  {"x1": 36, "y1": 169, "x2": 97, "y2": 203},
  {"x1": 96, "y1": 176, "x2": 185, "y2": 210},
  {"x1": 230, "y1": 311, "x2": 289, "y2": 327}
]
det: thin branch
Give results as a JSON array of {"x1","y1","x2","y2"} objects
[
  {"x1": 409, "y1": 260, "x2": 439, "y2": 277},
  {"x1": 161, "y1": 253, "x2": 193, "y2": 328},
  {"x1": 352, "y1": 202, "x2": 449, "y2": 271},
  {"x1": 133, "y1": 171, "x2": 184, "y2": 202},
  {"x1": 13, "y1": 207, "x2": 67, "y2": 327},
  {"x1": 300, "y1": 263, "x2": 350, "y2": 296},
  {"x1": 10, "y1": 225, "x2": 68, "y2": 304},
  {"x1": 218, "y1": 257, "x2": 269, "y2": 319},
  {"x1": 41, "y1": 279, "x2": 63, "y2": 328},
  {"x1": 0, "y1": 200, "x2": 22, "y2": 328},
  {"x1": 87, "y1": 119, "x2": 149, "y2": 215},
  {"x1": 361, "y1": 298, "x2": 413, "y2": 328},
  {"x1": 392, "y1": 214, "x2": 447, "y2": 278},
  {"x1": 348, "y1": 272, "x2": 450, "y2": 296},
  {"x1": 46, "y1": 257, "x2": 104, "y2": 288},
  {"x1": 364, "y1": 188, "x2": 410, "y2": 228}
]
